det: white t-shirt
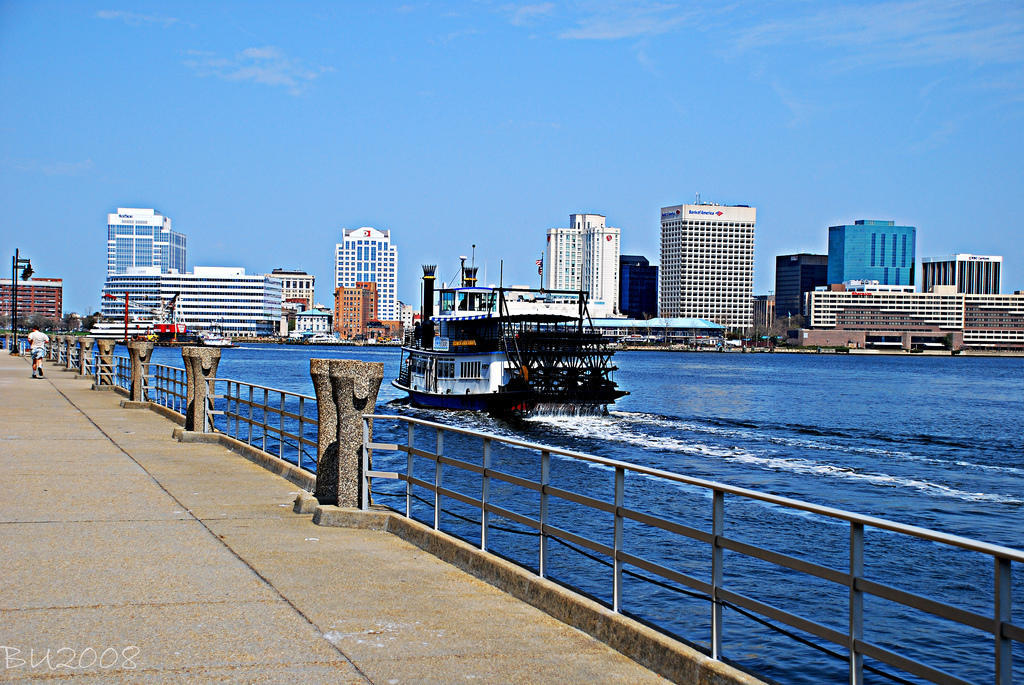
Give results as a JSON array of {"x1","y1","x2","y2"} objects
[{"x1": 28, "y1": 330, "x2": 49, "y2": 350}]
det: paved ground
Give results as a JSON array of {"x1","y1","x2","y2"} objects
[{"x1": 0, "y1": 351, "x2": 668, "y2": 683}]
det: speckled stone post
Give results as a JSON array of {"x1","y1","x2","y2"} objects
[
  {"x1": 326, "y1": 359, "x2": 384, "y2": 507},
  {"x1": 310, "y1": 359, "x2": 338, "y2": 502},
  {"x1": 126, "y1": 340, "x2": 154, "y2": 402},
  {"x1": 77, "y1": 338, "x2": 95, "y2": 378},
  {"x1": 95, "y1": 339, "x2": 115, "y2": 386},
  {"x1": 182, "y1": 346, "x2": 221, "y2": 431},
  {"x1": 48, "y1": 336, "x2": 57, "y2": 361},
  {"x1": 62, "y1": 337, "x2": 74, "y2": 371}
]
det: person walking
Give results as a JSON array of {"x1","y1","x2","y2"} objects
[{"x1": 28, "y1": 325, "x2": 49, "y2": 378}]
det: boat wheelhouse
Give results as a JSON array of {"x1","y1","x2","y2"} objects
[{"x1": 392, "y1": 264, "x2": 626, "y2": 413}]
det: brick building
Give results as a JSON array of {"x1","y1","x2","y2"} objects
[
  {"x1": 334, "y1": 281, "x2": 378, "y2": 339},
  {"x1": 1, "y1": 277, "x2": 63, "y2": 321}
]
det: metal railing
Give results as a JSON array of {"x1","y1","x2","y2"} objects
[
  {"x1": 361, "y1": 413, "x2": 1023, "y2": 685},
  {"x1": 151, "y1": 363, "x2": 188, "y2": 415},
  {"x1": 113, "y1": 355, "x2": 131, "y2": 390},
  {"x1": 204, "y1": 377, "x2": 318, "y2": 472}
]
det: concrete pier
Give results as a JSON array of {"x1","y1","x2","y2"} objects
[{"x1": 0, "y1": 352, "x2": 695, "y2": 683}]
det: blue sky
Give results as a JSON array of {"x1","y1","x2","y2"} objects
[{"x1": 2, "y1": 1, "x2": 1022, "y2": 313}]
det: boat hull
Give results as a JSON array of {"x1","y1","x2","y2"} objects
[{"x1": 391, "y1": 381, "x2": 535, "y2": 413}]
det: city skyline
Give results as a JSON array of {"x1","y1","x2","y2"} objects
[{"x1": 2, "y1": 2, "x2": 1022, "y2": 313}]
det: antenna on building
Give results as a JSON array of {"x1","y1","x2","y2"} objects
[{"x1": 695, "y1": 192, "x2": 700, "y2": 205}]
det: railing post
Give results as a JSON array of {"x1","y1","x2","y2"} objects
[
  {"x1": 434, "y1": 429, "x2": 443, "y2": 530},
  {"x1": 181, "y1": 346, "x2": 220, "y2": 431},
  {"x1": 247, "y1": 384, "x2": 253, "y2": 443},
  {"x1": 406, "y1": 423, "x2": 414, "y2": 517},
  {"x1": 360, "y1": 417, "x2": 370, "y2": 511},
  {"x1": 126, "y1": 340, "x2": 154, "y2": 402},
  {"x1": 995, "y1": 557, "x2": 1012, "y2": 685},
  {"x1": 94, "y1": 339, "x2": 115, "y2": 388},
  {"x1": 310, "y1": 358, "x2": 383, "y2": 507},
  {"x1": 849, "y1": 522, "x2": 864, "y2": 685},
  {"x1": 711, "y1": 489, "x2": 724, "y2": 660},
  {"x1": 297, "y1": 396, "x2": 305, "y2": 469},
  {"x1": 613, "y1": 466, "x2": 624, "y2": 612},
  {"x1": 262, "y1": 387, "x2": 268, "y2": 452},
  {"x1": 540, "y1": 450, "x2": 550, "y2": 577},
  {"x1": 481, "y1": 437, "x2": 491, "y2": 551},
  {"x1": 77, "y1": 337, "x2": 94, "y2": 379},
  {"x1": 64, "y1": 336, "x2": 74, "y2": 371}
]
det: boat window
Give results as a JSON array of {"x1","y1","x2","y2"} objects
[
  {"x1": 437, "y1": 359, "x2": 455, "y2": 378},
  {"x1": 439, "y1": 291, "x2": 456, "y2": 313},
  {"x1": 460, "y1": 361, "x2": 482, "y2": 379}
]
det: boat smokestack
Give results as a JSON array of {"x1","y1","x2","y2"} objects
[
  {"x1": 463, "y1": 266, "x2": 478, "y2": 287},
  {"x1": 422, "y1": 265, "x2": 436, "y2": 346}
]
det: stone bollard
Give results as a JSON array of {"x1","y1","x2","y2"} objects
[
  {"x1": 310, "y1": 359, "x2": 383, "y2": 507},
  {"x1": 126, "y1": 340, "x2": 154, "y2": 402},
  {"x1": 94, "y1": 339, "x2": 116, "y2": 387},
  {"x1": 77, "y1": 338, "x2": 95, "y2": 378},
  {"x1": 181, "y1": 346, "x2": 221, "y2": 431},
  {"x1": 63, "y1": 337, "x2": 74, "y2": 371}
]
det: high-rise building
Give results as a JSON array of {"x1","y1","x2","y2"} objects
[
  {"x1": 827, "y1": 220, "x2": 915, "y2": 287},
  {"x1": 334, "y1": 281, "x2": 378, "y2": 339},
  {"x1": 921, "y1": 254, "x2": 1002, "y2": 294},
  {"x1": 775, "y1": 253, "x2": 828, "y2": 318},
  {"x1": 270, "y1": 268, "x2": 316, "y2": 309},
  {"x1": 335, "y1": 227, "x2": 398, "y2": 321},
  {"x1": 106, "y1": 208, "x2": 186, "y2": 276},
  {"x1": 544, "y1": 213, "x2": 620, "y2": 317},
  {"x1": 619, "y1": 255, "x2": 658, "y2": 319},
  {"x1": 1, "y1": 277, "x2": 63, "y2": 321},
  {"x1": 752, "y1": 294, "x2": 775, "y2": 330},
  {"x1": 101, "y1": 267, "x2": 281, "y2": 336},
  {"x1": 659, "y1": 202, "x2": 756, "y2": 331}
]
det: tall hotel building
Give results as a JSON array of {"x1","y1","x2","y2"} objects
[
  {"x1": 335, "y1": 227, "x2": 398, "y2": 321},
  {"x1": 921, "y1": 254, "x2": 1001, "y2": 294},
  {"x1": 544, "y1": 214, "x2": 620, "y2": 317},
  {"x1": 827, "y1": 220, "x2": 915, "y2": 287},
  {"x1": 659, "y1": 203, "x2": 756, "y2": 331},
  {"x1": 107, "y1": 208, "x2": 186, "y2": 275}
]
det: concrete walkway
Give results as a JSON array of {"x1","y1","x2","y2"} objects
[{"x1": 0, "y1": 352, "x2": 668, "y2": 683}]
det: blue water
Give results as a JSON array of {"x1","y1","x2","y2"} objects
[{"x1": 135, "y1": 344, "x2": 1024, "y2": 684}]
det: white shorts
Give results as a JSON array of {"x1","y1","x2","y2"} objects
[{"x1": 32, "y1": 348, "x2": 46, "y2": 360}]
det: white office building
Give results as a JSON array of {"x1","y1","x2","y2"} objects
[
  {"x1": 335, "y1": 227, "x2": 399, "y2": 321},
  {"x1": 544, "y1": 214, "x2": 620, "y2": 317},
  {"x1": 921, "y1": 254, "x2": 1002, "y2": 294},
  {"x1": 270, "y1": 268, "x2": 316, "y2": 308},
  {"x1": 294, "y1": 307, "x2": 333, "y2": 335},
  {"x1": 659, "y1": 202, "x2": 756, "y2": 331},
  {"x1": 102, "y1": 266, "x2": 281, "y2": 336},
  {"x1": 107, "y1": 208, "x2": 186, "y2": 276}
]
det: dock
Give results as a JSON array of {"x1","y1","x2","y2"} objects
[{"x1": 0, "y1": 352, "x2": 676, "y2": 682}]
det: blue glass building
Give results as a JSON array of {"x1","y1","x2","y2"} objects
[
  {"x1": 619, "y1": 255, "x2": 658, "y2": 319},
  {"x1": 827, "y1": 220, "x2": 915, "y2": 286}
]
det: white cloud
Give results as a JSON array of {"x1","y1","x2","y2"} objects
[
  {"x1": 96, "y1": 10, "x2": 180, "y2": 27},
  {"x1": 505, "y1": 3, "x2": 556, "y2": 27},
  {"x1": 5, "y1": 158, "x2": 95, "y2": 176},
  {"x1": 558, "y1": 2, "x2": 693, "y2": 40},
  {"x1": 183, "y1": 46, "x2": 331, "y2": 95}
]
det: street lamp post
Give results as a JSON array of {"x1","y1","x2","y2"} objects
[{"x1": 9, "y1": 249, "x2": 33, "y2": 355}]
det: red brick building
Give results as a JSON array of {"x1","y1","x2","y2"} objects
[
  {"x1": 1, "y1": 277, "x2": 63, "y2": 320},
  {"x1": 334, "y1": 281, "x2": 378, "y2": 339}
]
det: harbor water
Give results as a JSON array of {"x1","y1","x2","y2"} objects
[{"x1": 135, "y1": 344, "x2": 1024, "y2": 684}]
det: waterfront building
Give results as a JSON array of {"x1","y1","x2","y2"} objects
[
  {"x1": 294, "y1": 306, "x2": 333, "y2": 335},
  {"x1": 590, "y1": 317, "x2": 725, "y2": 345},
  {"x1": 752, "y1": 295, "x2": 775, "y2": 330},
  {"x1": 799, "y1": 285, "x2": 1024, "y2": 350},
  {"x1": 775, "y1": 253, "x2": 827, "y2": 318},
  {"x1": 334, "y1": 281, "x2": 378, "y2": 339},
  {"x1": 921, "y1": 254, "x2": 1002, "y2": 294},
  {"x1": 827, "y1": 220, "x2": 915, "y2": 287},
  {"x1": 545, "y1": 214, "x2": 620, "y2": 317},
  {"x1": 106, "y1": 208, "x2": 186, "y2": 276},
  {"x1": 101, "y1": 267, "x2": 281, "y2": 336},
  {"x1": 619, "y1": 255, "x2": 658, "y2": 319},
  {"x1": 1, "y1": 277, "x2": 62, "y2": 321},
  {"x1": 335, "y1": 227, "x2": 398, "y2": 321},
  {"x1": 659, "y1": 202, "x2": 756, "y2": 331},
  {"x1": 270, "y1": 268, "x2": 316, "y2": 309}
]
